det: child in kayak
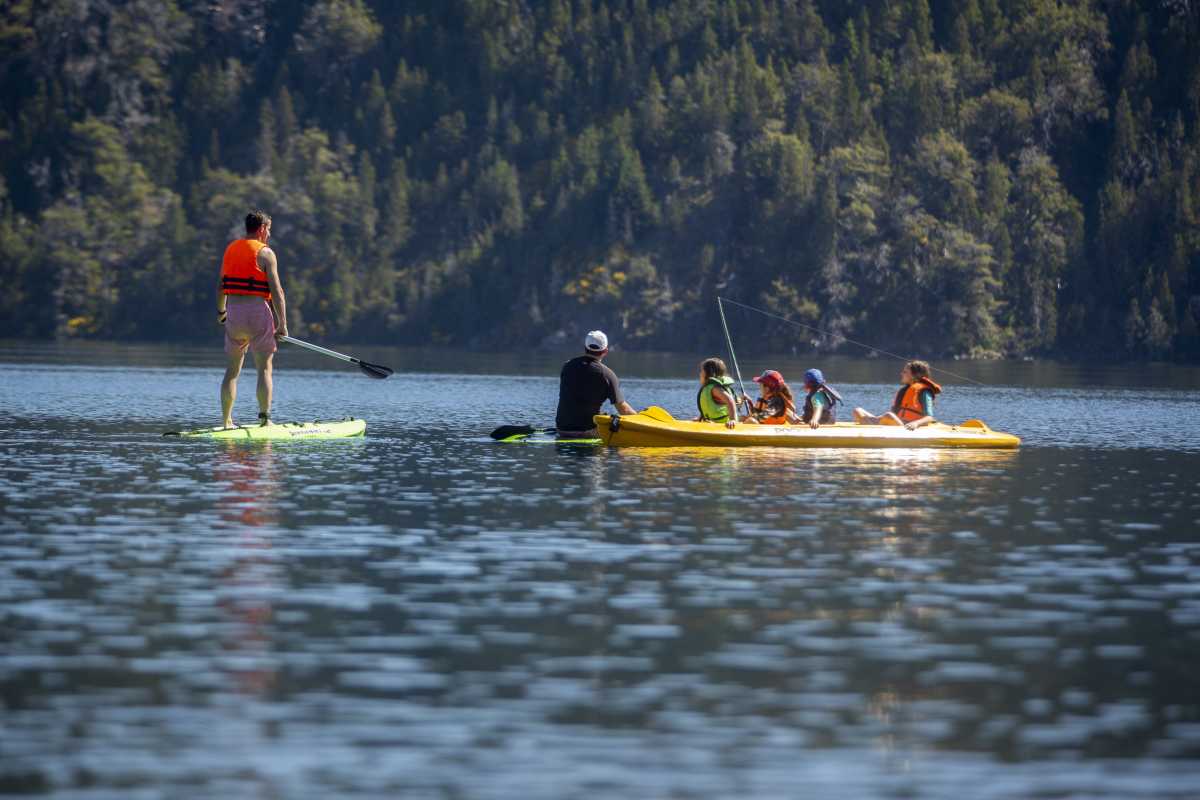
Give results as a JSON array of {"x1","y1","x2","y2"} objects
[
  {"x1": 853, "y1": 360, "x2": 941, "y2": 430},
  {"x1": 742, "y1": 369, "x2": 802, "y2": 424},
  {"x1": 799, "y1": 368, "x2": 843, "y2": 429},
  {"x1": 694, "y1": 357, "x2": 738, "y2": 428}
]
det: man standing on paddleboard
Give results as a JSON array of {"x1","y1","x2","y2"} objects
[
  {"x1": 217, "y1": 210, "x2": 288, "y2": 428},
  {"x1": 555, "y1": 330, "x2": 636, "y2": 438}
]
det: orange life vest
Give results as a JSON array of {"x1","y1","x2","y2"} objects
[
  {"x1": 221, "y1": 239, "x2": 270, "y2": 298},
  {"x1": 754, "y1": 394, "x2": 795, "y2": 425},
  {"x1": 891, "y1": 376, "x2": 942, "y2": 422}
]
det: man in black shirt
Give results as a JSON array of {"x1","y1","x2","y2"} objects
[{"x1": 555, "y1": 330, "x2": 636, "y2": 437}]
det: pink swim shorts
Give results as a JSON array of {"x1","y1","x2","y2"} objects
[{"x1": 224, "y1": 300, "x2": 277, "y2": 355}]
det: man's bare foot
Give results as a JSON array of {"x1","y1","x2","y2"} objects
[{"x1": 222, "y1": 419, "x2": 236, "y2": 429}]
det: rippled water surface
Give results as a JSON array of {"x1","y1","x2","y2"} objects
[{"x1": 2, "y1": 344, "x2": 1200, "y2": 799}]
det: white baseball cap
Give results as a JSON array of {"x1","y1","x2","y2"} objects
[{"x1": 585, "y1": 330, "x2": 609, "y2": 352}]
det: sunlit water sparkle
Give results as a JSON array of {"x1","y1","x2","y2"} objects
[{"x1": 1, "y1": 346, "x2": 1199, "y2": 798}]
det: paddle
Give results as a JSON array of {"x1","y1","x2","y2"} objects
[
  {"x1": 280, "y1": 336, "x2": 394, "y2": 379},
  {"x1": 489, "y1": 424, "x2": 554, "y2": 441},
  {"x1": 490, "y1": 407, "x2": 674, "y2": 441}
]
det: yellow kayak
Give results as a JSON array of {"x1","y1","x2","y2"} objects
[{"x1": 594, "y1": 408, "x2": 1019, "y2": 449}]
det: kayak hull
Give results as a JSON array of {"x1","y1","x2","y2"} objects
[
  {"x1": 165, "y1": 418, "x2": 366, "y2": 440},
  {"x1": 594, "y1": 412, "x2": 1019, "y2": 449}
]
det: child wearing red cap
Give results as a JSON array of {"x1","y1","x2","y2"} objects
[{"x1": 743, "y1": 370, "x2": 802, "y2": 425}]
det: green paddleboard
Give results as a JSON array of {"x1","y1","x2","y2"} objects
[
  {"x1": 164, "y1": 418, "x2": 366, "y2": 440},
  {"x1": 498, "y1": 433, "x2": 600, "y2": 444}
]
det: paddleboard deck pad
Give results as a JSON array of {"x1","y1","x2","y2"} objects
[{"x1": 164, "y1": 418, "x2": 366, "y2": 440}]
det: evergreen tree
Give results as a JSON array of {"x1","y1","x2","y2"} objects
[{"x1": 0, "y1": 0, "x2": 1195, "y2": 359}]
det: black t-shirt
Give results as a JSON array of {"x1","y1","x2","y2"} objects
[{"x1": 555, "y1": 354, "x2": 625, "y2": 430}]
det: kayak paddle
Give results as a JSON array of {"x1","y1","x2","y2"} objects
[
  {"x1": 489, "y1": 402, "x2": 672, "y2": 441},
  {"x1": 491, "y1": 408, "x2": 670, "y2": 441},
  {"x1": 489, "y1": 424, "x2": 554, "y2": 441},
  {"x1": 280, "y1": 335, "x2": 394, "y2": 379}
]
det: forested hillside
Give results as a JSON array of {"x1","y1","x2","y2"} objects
[{"x1": 2, "y1": 0, "x2": 1198, "y2": 359}]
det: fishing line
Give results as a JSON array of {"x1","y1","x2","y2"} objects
[
  {"x1": 717, "y1": 297, "x2": 751, "y2": 402},
  {"x1": 717, "y1": 296, "x2": 986, "y2": 387}
]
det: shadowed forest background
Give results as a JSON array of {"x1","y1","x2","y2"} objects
[{"x1": 1, "y1": 0, "x2": 1199, "y2": 359}]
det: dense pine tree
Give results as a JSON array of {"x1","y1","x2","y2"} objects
[{"x1": 1, "y1": 0, "x2": 1199, "y2": 360}]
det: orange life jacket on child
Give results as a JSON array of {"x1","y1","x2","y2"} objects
[
  {"x1": 891, "y1": 377, "x2": 942, "y2": 422},
  {"x1": 754, "y1": 395, "x2": 795, "y2": 425}
]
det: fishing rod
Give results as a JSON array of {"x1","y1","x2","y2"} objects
[
  {"x1": 717, "y1": 296, "x2": 985, "y2": 387},
  {"x1": 717, "y1": 296, "x2": 751, "y2": 402}
]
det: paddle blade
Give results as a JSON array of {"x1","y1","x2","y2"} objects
[
  {"x1": 490, "y1": 424, "x2": 537, "y2": 440},
  {"x1": 357, "y1": 360, "x2": 394, "y2": 379}
]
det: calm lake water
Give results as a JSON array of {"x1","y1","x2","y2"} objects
[{"x1": 2, "y1": 342, "x2": 1200, "y2": 799}]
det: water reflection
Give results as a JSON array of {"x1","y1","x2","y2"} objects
[
  {"x1": 619, "y1": 446, "x2": 1019, "y2": 538},
  {"x1": 214, "y1": 442, "x2": 280, "y2": 697}
]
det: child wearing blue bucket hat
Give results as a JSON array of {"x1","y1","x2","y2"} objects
[{"x1": 800, "y1": 368, "x2": 843, "y2": 429}]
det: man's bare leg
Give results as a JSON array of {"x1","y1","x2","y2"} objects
[
  {"x1": 221, "y1": 351, "x2": 246, "y2": 428},
  {"x1": 253, "y1": 351, "x2": 274, "y2": 423}
]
